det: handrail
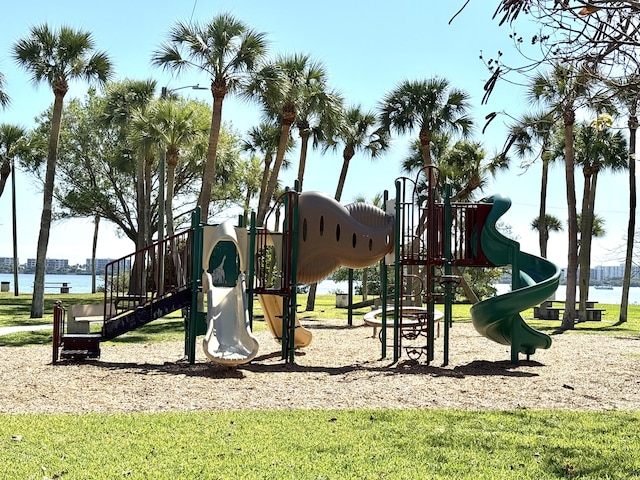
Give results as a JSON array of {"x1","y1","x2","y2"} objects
[
  {"x1": 52, "y1": 301, "x2": 65, "y2": 364},
  {"x1": 103, "y1": 228, "x2": 194, "y2": 322}
]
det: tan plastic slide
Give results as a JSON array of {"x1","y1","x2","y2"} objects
[
  {"x1": 201, "y1": 221, "x2": 259, "y2": 366},
  {"x1": 203, "y1": 272, "x2": 259, "y2": 366},
  {"x1": 258, "y1": 294, "x2": 312, "y2": 348}
]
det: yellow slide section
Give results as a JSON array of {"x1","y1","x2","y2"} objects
[{"x1": 258, "y1": 294, "x2": 312, "y2": 348}]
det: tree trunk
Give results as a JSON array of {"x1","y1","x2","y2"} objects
[
  {"x1": 197, "y1": 92, "x2": 225, "y2": 223},
  {"x1": 0, "y1": 159, "x2": 10, "y2": 199},
  {"x1": 31, "y1": 92, "x2": 65, "y2": 318},
  {"x1": 561, "y1": 118, "x2": 578, "y2": 329},
  {"x1": 135, "y1": 149, "x2": 146, "y2": 251},
  {"x1": 91, "y1": 215, "x2": 100, "y2": 294},
  {"x1": 166, "y1": 153, "x2": 177, "y2": 238},
  {"x1": 257, "y1": 121, "x2": 293, "y2": 226},
  {"x1": 577, "y1": 170, "x2": 592, "y2": 322},
  {"x1": 296, "y1": 130, "x2": 310, "y2": 190},
  {"x1": 145, "y1": 153, "x2": 154, "y2": 246},
  {"x1": 538, "y1": 158, "x2": 550, "y2": 257},
  {"x1": 620, "y1": 114, "x2": 637, "y2": 323},
  {"x1": 305, "y1": 282, "x2": 318, "y2": 311},
  {"x1": 257, "y1": 153, "x2": 273, "y2": 224},
  {"x1": 334, "y1": 150, "x2": 353, "y2": 203}
]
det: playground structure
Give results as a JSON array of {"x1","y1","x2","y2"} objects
[{"x1": 52, "y1": 166, "x2": 560, "y2": 367}]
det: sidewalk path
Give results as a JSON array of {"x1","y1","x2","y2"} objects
[{"x1": 0, "y1": 324, "x2": 53, "y2": 336}]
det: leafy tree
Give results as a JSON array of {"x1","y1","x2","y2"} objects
[
  {"x1": 465, "y1": 1, "x2": 640, "y2": 103},
  {"x1": 13, "y1": 24, "x2": 112, "y2": 318},
  {"x1": 152, "y1": 13, "x2": 268, "y2": 223}
]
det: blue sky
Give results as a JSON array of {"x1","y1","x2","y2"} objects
[{"x1": 0, "y1": 0, "x2": 632, "y2": 267}]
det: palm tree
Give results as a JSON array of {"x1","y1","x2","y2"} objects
[
  {"x1": 13, "y1": 24, "x2": 112, "y2": 318},
  {"x1": 292, "y1": 68, "x2": 343, "y2": 190},
  {"x1": 527, "y1": 63, "x2": 599, "y2": 329},
  {"x1": 102, "y1": 79, "x2": 157, "y2": 250},
  {"x1": 573, "y1": 118, "x2": 627, "y2": 321},
  {"x1": 303, "y1": 106, "x2": 389, "y2": 311},
  {"x1": 0, "y1": 124, "x2": 26, "y2": 199},
  {"x1": 501, "y1": 111, "x2": 559, "y2": 257},
  {"x1": 379, "y1": 77, "x2": 473, "y2": 173},
  {"x1": 0, "y1": 71, "x2": 10, "y2": 109},
  {"x1": 331, "y1": 105, "x2": 388, "y2": 202},
  {"x1": 379, "y1": 78, "x2": 474, "y2": 305},
  {"x1": 146, "y1": 98, "x2": 204, "y2": 237},
  {"x1": 152, "y1": 13, "x2": 268, "y2": 223},
  {"x1": 242, "y1": 122, "x2": 295, "y2": 222},
  {"x1": 530, "y1": 214, "x2": 563, "y2": 251},
  {"x1": 609, "y1": 76, "x2": 640, "y2": 324},
  {"x1": 401, "y1": 137, "x2": 502, "y2": 303},
  {"x1": 246, "y1": 53, "x2": 326, "y2": 226}
]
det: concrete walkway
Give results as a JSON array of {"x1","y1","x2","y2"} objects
[{"x1": 0, "y1": 324, "x2": 53, "y2": 336}]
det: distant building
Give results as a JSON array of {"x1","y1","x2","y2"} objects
[
  {"x1": 0, "y1": 257, "x2": 15, "y2": 267},
  {"x1": 26, "y1": 258, "x2": 69, "y2": 272},
  {"x1": 0, "y1": 257, "x2": 17, "y2": 273},
  {"x1": 560, "y1": 263, "x2": 640, "y2": 282},
  {"x1": 87, "y1": 258, "x2": 131, "y2": 272}
]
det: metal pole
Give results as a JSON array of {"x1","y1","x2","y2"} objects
[
  {"x1": 347, "y1": 268, "x2": 354, "y2": 326},
  {"x1": 157, "y1": 87, "x2": 168, "y2": 296},
  {"x1": 443, "y1": 184, "x2": 452, "y2": 366},
  {"x1": 381, "y1": 189, "x2": 389, "y2": 358},
  {"x1": 393, "y1": 180, "x2": 402, "y2": 363},
  {"x1": 11, "y1": 157, "x2": 19, "y2": 296}
]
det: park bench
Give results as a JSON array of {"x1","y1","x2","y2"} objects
[
  {"x1": 534, "y1": 300, "x2": 605, "y2": 321},
  {"x1": 44, "y1": 282, "x2": 71, "y2": 293}
]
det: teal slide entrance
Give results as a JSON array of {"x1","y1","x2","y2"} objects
[{"x1": 470, "y1": 194, "x2": 560, "y2": 364}]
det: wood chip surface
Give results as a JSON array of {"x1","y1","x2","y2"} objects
[{"x1": 1, "y1": 319, "x2": 639, "y2": 414}]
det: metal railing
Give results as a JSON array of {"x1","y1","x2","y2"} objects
[
  {"x1": 103, "y1": 228, "x2": 194, "y2": 321},
  {"x1": 52, "y1": 301, "x2": 66, "y2": 364}
]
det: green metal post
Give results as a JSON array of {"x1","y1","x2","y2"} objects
[
  {"x1": 289, "y1": 190, "x2": 299, "y2": 364},
  {"x1": 393, "y1": 180, "x2": 402, "y2": 363},
  {"x1": 248, "y1": 211, "x2": 256, "y2": 330},
  {"x1": 443, "y1": 184, "x2": 452, "y2": 366},
  {"x1": 187, "y1": 207, "x2": 203, "y2": 364},
  {"x1": 510, "y1": 225, "x2": 522, "y2": 365},
  {"x1": 347, "y1": 268, "x2": 354, "y2": 326},
  {"x1": 281, "y1": 192, "x2": 290, "y2": 361},
  {"x1": 381, "y1": 189, "x2": 389, "y2": 358}
]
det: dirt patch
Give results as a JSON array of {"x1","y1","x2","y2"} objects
[{"x1": 1, "y1": 319, "x2": 639, "y2": 414}]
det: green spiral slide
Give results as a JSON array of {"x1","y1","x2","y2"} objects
[{"x1": 470, "y1": 194, "x2": 561, "y2": 364}]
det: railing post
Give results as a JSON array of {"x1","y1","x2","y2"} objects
[
  {"x1": 187, "y1": 207, "x2": 203, "y2": 364},
  {"x1": 248, "y1": 212, "x2": 256, "y2": 330}
]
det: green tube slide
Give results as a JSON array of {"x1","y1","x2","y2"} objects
[{"x1": 469, "y1": 194, "x2": 560, "y2": 363}]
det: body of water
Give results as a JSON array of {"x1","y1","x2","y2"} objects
[
  {"x1": 0, "y1": 273, "x2": 98, "y2": 294},
  {"x1": 1, "y1": 273, "x2": 637, "y2": 305}
]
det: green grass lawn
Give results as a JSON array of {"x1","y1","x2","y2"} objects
[
  {"x1": 1, "y1": 292, "x2": 640, "y2": 479},
  {"x1": 2, "y1": 409, "x2": 640, "y2": 479}
]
